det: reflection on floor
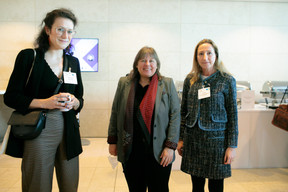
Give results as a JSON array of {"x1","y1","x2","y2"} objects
[{"x1": 0, "y1": 138, "x2": 288, "y2": 192}]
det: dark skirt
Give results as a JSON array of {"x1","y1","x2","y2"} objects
[{"x1": 180, "y1": 124, "x2": 231, "y2": 179}]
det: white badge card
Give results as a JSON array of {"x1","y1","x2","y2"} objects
[
  {"x1": 63, "y1": 71, "x2": 78, "y2": 85},
  {"x1": 198, "y1": 87, "x2": 211, "y2": 100}
]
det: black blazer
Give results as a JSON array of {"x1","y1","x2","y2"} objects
[{"x1": 4, "y1": 48, "x2": 84, "y2": 160}]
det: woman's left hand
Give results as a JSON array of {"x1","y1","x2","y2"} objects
[
  {"x1": 160, "y1": 147, "x2": 174, "y2": 167},
  {"x1": 59, "y1": 92, "x2": 80, "y2": 111},
  {"x1": 224, "y1": 147, "x2": 236, "y2": 164}
]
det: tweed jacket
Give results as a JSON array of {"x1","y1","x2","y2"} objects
[
  {"x1": 4, "y1": 48, "x2": 84, "y2": 160},
  {"x1": 108, "y1": 76, "x2": 180, "y2": 164},
  {"x1": 180, "y1": 71, "x2": 238, "y2": 148}
]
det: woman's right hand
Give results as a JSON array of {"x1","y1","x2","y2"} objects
[
  {"x1": 29, "y1": 93, "x2": 69, "y2": 110},
  {"x1": 177, "y1": 140, "x2": 184, "y2": 156},
  {"x1": 109, "y1": 144, "x2": 117, "y2": 156}
]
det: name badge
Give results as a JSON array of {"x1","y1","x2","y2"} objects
[
  {"x1": 198, "y1": 87, "x2": 210, "y2": 99},
  {"x1": 63, "y1": 71, "x2": 78, "y2": 85}
]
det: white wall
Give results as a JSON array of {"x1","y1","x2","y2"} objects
[{"x1": 0, "y1": 0, "x2": 287, "y2": 137}]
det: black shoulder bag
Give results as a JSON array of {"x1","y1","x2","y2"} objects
[{"x1": 7, "y1": 49, "x2": 64, "y2": 140}]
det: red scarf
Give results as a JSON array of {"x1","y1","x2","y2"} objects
[
  {"x1": 123, "y1": 74, "x2": 158, "y2": 158},
  {"x1": 139, "y1": 74, "x2": 158, "y2": 134}
]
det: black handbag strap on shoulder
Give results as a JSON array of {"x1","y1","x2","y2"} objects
[{"x1": 25, "y1": 49, "x2": 37, "y2": 87}]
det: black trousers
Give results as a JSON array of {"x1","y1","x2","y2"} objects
[
  {"x1": 122, "y1": 153, "x2": 172, "y2": 192},
  {"x1": 191, "y1": 176, "x2": 224, "y2": 192}
]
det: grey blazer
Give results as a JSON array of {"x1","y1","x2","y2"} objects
[{"x1": 108, "y1": 76, "x2": 180, "y2": 164}]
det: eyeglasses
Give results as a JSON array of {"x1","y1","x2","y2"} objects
[{"x1": 55, "y1": 27, "x2": 76, "y2": 36}]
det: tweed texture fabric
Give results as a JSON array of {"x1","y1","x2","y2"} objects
[
  {"x1": 181, "y1": 124, "x2": 231, "y2": 179},
  {"x1": 180, "y1": 71, "x2": 238, "y2": 179}
]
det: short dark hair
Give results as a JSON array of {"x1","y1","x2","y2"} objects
[{"x1": 34, "y1": 8, "x2": 77, "y2": 53}]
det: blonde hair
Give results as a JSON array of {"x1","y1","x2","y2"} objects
[{"x1": 189, "y1": 39, "x2": 231, "y2": 85}]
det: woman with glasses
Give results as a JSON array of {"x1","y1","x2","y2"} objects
[
  {"x1": 4, "y1": 8, "x2": 83, "y2": 192},
  {"x1": 177, "y1": 39, "x2": 238, "y2": 192}
]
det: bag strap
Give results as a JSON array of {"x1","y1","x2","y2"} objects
[
  {"x1": 280, "y1": 85, "x2": 288, "y2": 104},
  {"x1": 25, "y1": 49, "x2": 36, "y2": 87},
  {"x1": 53, "y1": 54, "x2": 68, "y2": 94}
]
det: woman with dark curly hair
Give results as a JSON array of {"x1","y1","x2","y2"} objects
[{"x1": 4, "y1": 8, "x2": 84, "y2": 192}]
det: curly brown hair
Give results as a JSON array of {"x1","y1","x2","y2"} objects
[{"x1": 34, "y1": 8, "x2": 77, "y2": 54}]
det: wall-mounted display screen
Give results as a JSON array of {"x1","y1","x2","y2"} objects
[{"x1": 70, "y1": 38, "x2": 99, "y2": 72}]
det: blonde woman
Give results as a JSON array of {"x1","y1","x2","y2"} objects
[{"x1": 177, "y1": 39, "x2": 238, "y2": 192}]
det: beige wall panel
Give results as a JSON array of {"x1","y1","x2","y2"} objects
[{"x1": 0, "y1": 0, "x2": 288, "y2": 138}]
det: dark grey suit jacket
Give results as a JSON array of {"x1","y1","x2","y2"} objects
[{"x1": 108, "y1": 76, "x2": 180, "y2": 164}]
